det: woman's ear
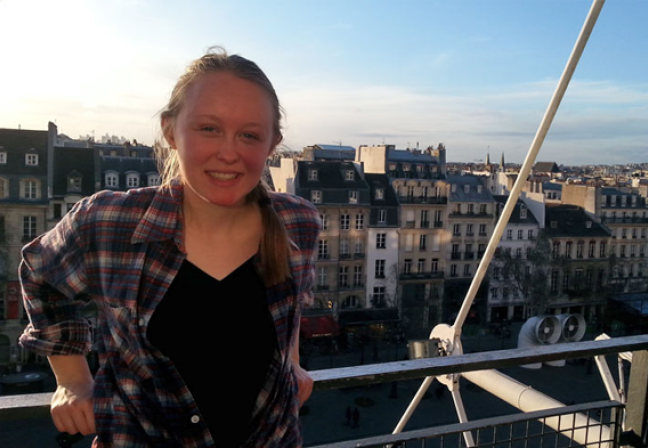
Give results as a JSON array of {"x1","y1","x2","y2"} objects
[{"x1": 161, "y1": 117, "x2": 176, "y2": 149}]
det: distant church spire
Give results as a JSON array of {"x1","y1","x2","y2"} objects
[
  {"x1": 500, "y1": 152, "x2": 505, "y2": 171},
  {"x1": 486, "y1": 153, "x2": 491, "y2": 166}
]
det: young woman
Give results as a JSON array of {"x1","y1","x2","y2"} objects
[{"x1": 20, "y1": 49, "x2": 319, "y2": 448}]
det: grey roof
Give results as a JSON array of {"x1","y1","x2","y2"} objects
[
  {"x1": 447, "y1": 175, "x2": 494, "y2": 203},
  {"x1": 387, "y1": 149, "x2": 438, "y2": 163},
  {"x1": 494, "y1": 195, "x2": 539, "y2": 225},
  {"x1": 544, "y1": 205, "x2": 610, "y2": 238},
  {"x1": 543, "y1": 182, "x2": 562, "y2": 191},
  {"x1": 52, "y1": 146, "x2": 96, "y2": 197},
  {"x1": 534, "y1": 162, "x2": 560, "y2": 173},
  {"x1": 364, "y1": 174, "x2": 399, "y2": 207},
  {"x1": 297, "y1": 161, "x2": 368, "y2": 189},
  {"x1": 312, "y1": 149, "x2": 356, "y2": 160},
  {"x1": 313, "y1": 144, "x2": 356, "y2": 152},
  {"x1": 601, "y1": 187, "x2": 629, "y2": 196}
]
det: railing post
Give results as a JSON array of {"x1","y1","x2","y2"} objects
[{"x1": 623, "y1": 350, "x2": 648, "y2": 447}]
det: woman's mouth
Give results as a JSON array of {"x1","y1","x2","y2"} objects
[{"x1": 207, "y1": 172, "x2": 238, "y2": 181}]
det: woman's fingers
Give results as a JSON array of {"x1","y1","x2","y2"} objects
[
  {"x1": 293, "y1": 364, "x2": 314, "y2": 407},
  {"x1": 51, "y1": 382, "x2": 96, "y2": 435}
]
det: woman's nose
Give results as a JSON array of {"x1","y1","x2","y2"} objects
[{"x1": 215, "y1": 139, "x2": 239, "y2": 162}]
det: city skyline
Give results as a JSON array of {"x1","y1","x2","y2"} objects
[{"x1": 1, "y1": 0, "x2": 646, "y2": 165}]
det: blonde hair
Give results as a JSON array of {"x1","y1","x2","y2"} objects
[{"x1": 156, "y1": 47, "x2": 291, "y2": 286}]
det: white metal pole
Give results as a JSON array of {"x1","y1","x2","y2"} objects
[
  {"x1": 392, "y1": 376, "x2": 435, "y2": 434},
  {"x1": 451, "y1": 388, "x2": 476, "y2": 447},
  {"x1": 451, "y1": 0, "x2": 606, "y2": 333}
]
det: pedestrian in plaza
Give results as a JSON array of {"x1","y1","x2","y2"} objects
[{"x1": 20, "y1": 47, "x2": 320, "y2": 448}]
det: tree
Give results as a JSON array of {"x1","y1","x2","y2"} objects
[{"x1": 494, "y1": 231, "x2": 551, "y2": 318}]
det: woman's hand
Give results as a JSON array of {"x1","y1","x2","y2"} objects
[
  {"x1": 292, "y1": 360, "x2": 313, "y2": 407},
  {"x1": 51, "y1": 381, "x2": 96, "y2": 435}
]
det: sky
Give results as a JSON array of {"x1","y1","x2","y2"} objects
[{"x1": 0, "y1": 0, "x2": 646, "y2": 165}]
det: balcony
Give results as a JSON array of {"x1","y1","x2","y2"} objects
[
  {"x1": 339, "y1": 253, "x2": 351, "y2": 260},
  {"x1": 399, "y1": 270, "x2": 444, "y2": 281},
  {"x1": 451, "y1": 252, "x2": 462, "y2": 260},
  {"x1": 315, "y1": 284, "x2": 329, "y2": 291},
  {"x1": 353, "y1": 252, "x2": 365, "y2": 260},
  {"x1": 464, "y1": 251, "x2": 475, "y2": 260},
  {"x1": 420, "y1": 221, "x2": 429, "y2": 229},
  {"x1": 398, "y1": 195, "x2": 448, "y2": 205},
  {"x1": 318, "y1": 253, "x2": 330, "y2": 261},
  {"x1": 405, "y1": 220, "x2": 415, "y2": 228},
  {"x1": 5, "y1": 336, "x2": 646, "y2": 447},
  {"x1": 433, "y1": 221, "x2": 443, "y2": 228}
]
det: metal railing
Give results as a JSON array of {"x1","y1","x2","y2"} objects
[{"x1": 2, "y1": 336, "x2": 648, "y2": 447}]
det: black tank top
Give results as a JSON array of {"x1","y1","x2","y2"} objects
[{"x1": 146, "y1": 257, "x2": 277, "y2": 447}]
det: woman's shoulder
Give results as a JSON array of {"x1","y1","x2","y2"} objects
[{"x1": 269, "y1": 192, "x2": 321, "y2": 227}]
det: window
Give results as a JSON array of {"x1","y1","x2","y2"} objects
[
  {"x1": 479, "y1": 204, "x2": 487, "y2": 214},
  {"x1": 320, "y1": 214, "x2": 328, "y2": 230},
  {"x1": 562, "y1": 271, "x2": 570, "y2": 292},
  {"x1": 345, "y1": 170, "x2": 354, "y2": 181},
  {"x1": 349, "y1": 190, "x2": 358, "y2": 204},
  {"x1": 467, "y1": 204, "x2": 474, "y2": 214},
  {"x1": 147, "y1": 174, "x2": 160, "y2": 186},
  {"x1": 317, "y1": 267, "x2": 327, "y2": 287},
  {"x1": 418, "y1": 259, "x2": 426, "y2": 272},
  {"x1": 342, "y1": 296, "x2": 358, "y2": 309},
  {"x1": 506, "y1": 229, "x2": 513, "y2": 240},
  {"x1": 463, "y1": 264, "x2": 471, "y2": 276},
  {"x1": 565, "y1": 241, "x2": 572, "y2": 258},
  {"x1": 528, "y1": 229, "x2": 534, "y2": 239},
  {"x1": 339, "y1": 266, "x2": 349, "y2": 287},
  {"x1": 354, "y1": 238, "x2": 363, "y2": 255},
  {"x1": 577, "y1": 241, "x2": 584, "y2": 258},
  {"x1": 552, "y1": 242, "x2": 561, "y2": 258},
  {"x1": 376, "y1": 233, "x2": 386, "y2": 249},
  {"x1": 420, "y1": 210, "x2": 429, "y2": 227},
  {"x1": 518, "y1": 230, "x2": 524, "y2": 240},
  {"x1": 68, "y1": 176, "x2": 81, "y2": 192},
  {"x1": 450, "y1": 264, "x2": 457, "y2": 277},
  {"x1": 403, "y1": 259, "x2": 412, "y2": 274},
  {"x1": 355, "y1": 214, "x2": 364, "y2": 230},
  {"x1": 466, "y1": 224, "x2": 473, "y2": 236},
  {"x1": 419, "y1": 235, "x2": 427, "y2": 251},
  {"x1": 126, "y1": 173, "x2": 140, "y2": 188},
  {"x1": 340, "y1": 214, "x2": 349, "y2": 230},
  {"x1": 520, "y1": 205, "x2": 527, "y2": 219},
  {"x1": 431, "y1": 259, "x2": 439, "y2": 273},
  {"x1": 600, "y1": 242, "x2": 606, "y2": 258},
  {"x1": 375, "y1": 260, "x2": 385, "y2": 278},
  {"x1": 308, "y1": 169, "x2": 318, "y2": 181},
  {"x1": 318, "y1": 240, "x2": 329, "y2": 259},
  {"x1": 551, "y1": 270, "x2": 559, "y2": 293},
  {"x1": 25, "y1": 154, "x2": 38, "y2": 166},
  {"x1": 311, "y1": 190, "x2": 322, "y2": 203},
  {"x1": 23, "y1": 216, "x2": 37, "y2": 240},
  {"x1": 106, "y1": 172, "x2": 119, "y2": 188},
  {"x1": 453, "y1": 224, "x2": 461, "y2": 236},
  {"x1": 0, "y1": 178, "x2": 6, "y2": 198},
  {"x1": 372, "y1": 287, "x2": 385, "y2": 307},
  {"x1": 407, "y1": 186, "x2": 414, "y2": 197},
  {"x1": 378, "y1": 209, "x2": 387, "y2": 224},
  {"x1": 434, "y1": 210, "x2": 443, "y2": 226},
  {"x1": 340, "y1": 239, "x2": 349, "y2": 256},
  {"x1": 354, "y1": 266, "x2": 363, "y2": 286},
  {"x1": 0, "y1": 152, "x2": 6, "y2": 164},
  {"x1": 516, "y1": 247, "x2": 522, "y2": 258},
  {"x1": 621, "y1": 245, "x2": 626, "y2": 258},
  {"x1": 22, "y1": 180, "x2": 37, "y2": 199},
  {"x1": 479, "y1": 224, "x2": 487, "y2": 236},
  {"x1": 375, "y1": 189, "x2": 384, "y2": 200}
]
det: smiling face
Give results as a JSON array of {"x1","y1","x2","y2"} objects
[{"x1": 163, "y1": 72, "x2": 277, "y2": 209}]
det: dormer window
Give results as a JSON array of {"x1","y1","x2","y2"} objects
[
  {"x1": 126, "y1": 172, "x2": 140, "y2": 189},
  {"x1": 375, "y1": 188, "x2": 384, "y2": 200},
  {"x1": 477, "y1": 185, "x2": 483, "y2": 193},
  {"x1": 25, "y1": 153, "x2": 38, "y2": 166},
  {"x1": 105, "y1": 171, "x2": 119, "y2": 188},
  {"x1": 586, "y1": 221, "x2": 592, "y2": 228},
  {"x1": 311, "y1": 190, "x2": 322, "y2": 203},
  {"x1": 0, "y1": 152, "x2": 6, "y2": 164},
  {"x1": 308, "y1": 169, "x2": 318, "y2": 181},
  {"x1": 520, "y1": 205, "x2": 527, "y2": 219},
  {"x1": 464, "y1": 185, "x2": 470, "y2": 193},
  {"x1": 388, "y1": 163, "x2": 397, "y2": 171},
  {"x1": 147, "y1": 173, "x2": 160, "y2": 186},
  {"x1": 345, "y1": 170, "x2": 354, "y2": 181},
  {"x1": 110, "y1": 150, "x2": 118, "y2": 156},
  {"x1": 349, "y1": 190, "x2": 358, "y2": 204},
  {"x1": 67, "y1": 172, "x2": 82, "y2": 192},
  {"x1": 402, "y1": 164, "x2": 410, "y2": 172},
  {"x1": 451, "y1": 184, "x2": 457, "y2": 193},
  {"x1": 416, "y1": 165, "x2": 423, "y2": 172},
  {"x1": 131, "y1": 151, "x2": 138, "y2": 157}
]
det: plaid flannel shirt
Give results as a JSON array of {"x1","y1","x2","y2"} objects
[{"x1": 19, "y1": 182, "x2": 320, "y2": 448}]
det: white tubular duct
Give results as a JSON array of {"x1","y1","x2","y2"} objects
[{"x1": 463, "y1": 370, "x2": 611, "y2": 447}]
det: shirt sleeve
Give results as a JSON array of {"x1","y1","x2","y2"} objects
[{"x1": 19, "y1": 200, "x2": 92, "y2": 357}]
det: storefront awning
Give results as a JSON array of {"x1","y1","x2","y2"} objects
[{"x1": 300, "y1": 315, "x2": 341, "y2": 338}]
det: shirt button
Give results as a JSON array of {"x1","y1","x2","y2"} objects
[
  {"x1": 138, "y1": 319, "x2": 144, "y2": 326},
  {"x1": 190, "y1": 415, "x2": 200, "y2": 424}
]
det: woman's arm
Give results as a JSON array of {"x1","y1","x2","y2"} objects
[
  {"x1": 291, "y1": 324, "x2": 313, "y2": 407},
  {"x1": 48, "y1": 355, "x2": 96, "y2": 435}
]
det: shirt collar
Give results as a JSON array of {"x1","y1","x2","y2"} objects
[{"x1": 131, "y1": 180, "x2": 184, "y2": 246}]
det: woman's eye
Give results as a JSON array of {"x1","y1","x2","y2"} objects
[
  {"x1": 242, "y1": 132, "x2": 258, "y2": 140},
  {"x1": 200, "y1": 126, "x2": 218, "y2": 132}
]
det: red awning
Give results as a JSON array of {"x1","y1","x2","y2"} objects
[{"x1": 300, "y1": 315, "x2": 340, "y2": 338}]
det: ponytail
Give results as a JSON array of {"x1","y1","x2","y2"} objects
[{"x1": 248, "y1": 181, "x2": 292, "y2": 286}]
